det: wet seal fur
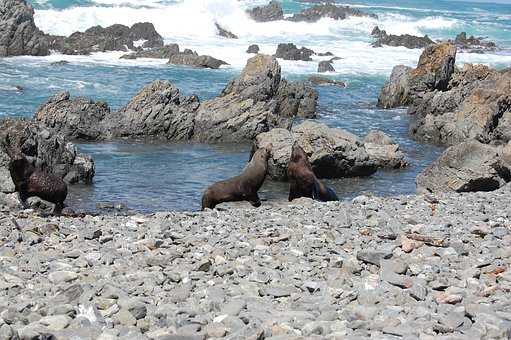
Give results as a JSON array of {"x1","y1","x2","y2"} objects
[
  {"x1": 2, "y1": 136, "x2": 68, "y2": 213},
  {"x1": 287, "y1": 142, "x2": 339, "y2": 202},
  {"x1": 201, "y1": 145, "x2": 271, "y2": 210}
]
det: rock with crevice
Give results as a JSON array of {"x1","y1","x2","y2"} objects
[{"x1": 274, "y1": 43, "x2": 315, "y2": 61}]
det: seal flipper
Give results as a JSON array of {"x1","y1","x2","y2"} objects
[
  {"x1": 325, "y1": 186, "x2": 339, "y2": 202},
  {"x1": 312, "y1": 180, "x2": 321, "y2": 201}
]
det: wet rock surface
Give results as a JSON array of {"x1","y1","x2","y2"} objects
[
  {"x1": 0, "y1": 0, "x2": 50, "y2": 56},
  {"x1": 1, "y1": 186, "x2": 511, "y2": 339},
  {"x1": 253, "y1": 121, "x2": 406, "y2": 180},
  {"x1": 168, "y1": 49, "x2": 228, "y2": 69},
  {"x1": 246, "y1": 0, "x2": 284, "y2": 22},
  {"x1": 120, "y1": 44, "x2": 180, "y2": 60},
  {"x1": 452, "y1": 32, "x2": 498, "y2": 54},
  {"x1": 274, "y1": 43, "x2": 315, "y2": 61}
]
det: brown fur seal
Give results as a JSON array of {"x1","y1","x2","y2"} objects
[
  {"x1": 287, "y1": 142, "x2": 339, "y2": 202},
  {"x1": 201, "y1": 146, "x2": 271, "y2": 210},
  {"x1": 2, "y1": 137, "x2": 68, "y2": 212}
]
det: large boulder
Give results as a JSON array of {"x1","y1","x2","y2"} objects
[
  {"x1": 0, "y1": 0, "x2": 50, "y2": 56},
  {"x1": 35, "y1": 91, "x2": 111, "y2": 141},
  {"x1": 371, "y1": 27, "x2": 435, "y2": 49},
  {"x1": 247, "y1": 44, "x2": 260, "y2": 54},
  {"x1": 253, "y1": 121, "x2": 382, "y2": 180},
  {"x1": 409, "y1": 66, "x2": 511, "y2": 146},
  {"x1": 274, "y1": 43, "x2": 315, "y2": 61},
  {"x1": 378, "y1": 42, "x2": 456, "y2": 108},
  {"x1": 109, "y1": 80, "x2": 200, "y2": 141},
  {"x1": 168, "y1": 50, "x2": 227, "y2": 69},
  {"x1": 192, "y1": 54, "x2": 317, "y2": 142},
  {"x1": 288, "y1": 4, "x2": 377, "y2": 22},
  {"x1": 57, "y1": 23, "x2": 163, "y2": 55},
  {"x1": 0, "y1": 118, "x2": 95, "y2": 189},
  {"x1": 363, "y1": 130, "x2": 408, "y2": 169},
  {"x1": 416, "y1": 140, "x2": 511, "y2": 193},
  {"x1": 246, "y1": 1, "x2": 284, "y2": 22}
]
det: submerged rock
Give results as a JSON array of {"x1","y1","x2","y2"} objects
[
  {"x1": 0, "y1": 0, "x2": 50, "y2": 56},
  {"x1": 371, "y1": 26, "x2": 435, "y2": 49},
  {"x1": 417, "y1": 140, "x2": 511, "y2": 193},
  {"x1": 246, "y1": 0, "x2": 284, "y2": 22},
  {"x1": 120, "y1": 44, "x2": 180, "y2": 60},
  {"x1": 274, "y1": 43, "x2": 315, "y2": 61},
  {"x1": 0, "y1": 118, "x2": 95, "y2": 189},
  {"x1": 168, "y1": 50, "x2": 228, "y2": 69},
  {"x1": 215, "y1": 22, "x2": 238, "y2": 39},
  {"x1": 307, "y1": 75, "x2": 346, "y2": 88},
  {"x1": 288, "y1": 3, "x2": 377, "y2": 22},
  {"x1": 253, "y1": 121, "x2": 386, "y2": 180}
]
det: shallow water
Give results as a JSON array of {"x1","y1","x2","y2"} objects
[{"x1": 1, "y1": 0, "x2": 510, "y2": 212}]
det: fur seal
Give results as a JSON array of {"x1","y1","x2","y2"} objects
[
  {"x1": 287, "y1": 142, "x2": 339, "y2": 202},
  {"x1": 201, "y1": 146, "x2": 271, "y2": 210},
  {"x1": 2, "y1": 137, "x2": 68, "y2": 212}
]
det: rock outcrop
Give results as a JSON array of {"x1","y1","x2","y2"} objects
[
  {"x1": 0, "y1": 0, "x2": 50, "y2": 57},
  {"x1": 371, "y1": 26, "x2": 435, "y2": 49},
  {"x1": 378, "y1": 42, "x2": 457, "y2": 109},
  {"x1": 408, "y1": 63, "x2": 511, "y2": 146},
  {"x1": 168, "y1": 49, "x2": 228, "y2": 69},
  {"x1": 252, "y1": 121, "x2": 406, "y2": 180},
  {"x1": 416, "y1": 140, "x2": 511, "y2": 193},
  {"x1": 274, "y1": 43, "x2": 315, "y2": 61},
  {"x1": 288, "y1": 3, "x2": 377, "y2": 22},
  {"x1": 246, "y1": 1, "x2": 284, "y2": 22},
  {"x1": 215, "y1": 23, "x2": 238, "y2": 39},
  {"x1": 56, "y1": 22, "x2": 163, "y2": 55},
  {"x1": 37, "y1": 55, "x2": 317, "y2": 143},
  {"x1": 453, "y1": 32, "x2": 497, "y2": 53},
  {"x1": 35, "y1": 92, "x2": 111, "y2": 141},
  {"x1": 192, "y1": 54, "x2": 317, "y2": 142},
  {"x1": 0, "y1": 119, "x2": 94, "y2": 191}
]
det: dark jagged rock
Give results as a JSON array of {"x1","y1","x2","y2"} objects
[
  {"x1": 0, "y1": 119, "x2": 94, "y2": 191},
  {"x1": 193, "y1": 54, "x2": 317, "y2": 142},
  {"x1": 247, "y1": 44, "x2": 260, "y2": 54},
  {"x1": 318, "y1": 60, "x2": 335, "y2": 73},
  {"x1": 35, "y1": 91, "x2": 111, "y2": 141},
  {"x1": 120, "y1": 44, "x2": 180, "y2": 60},
  {"x1": 288, "y1": 3, "x2": 377, "y2": 22},
  {"x1": 246, "y1": 0, "x2": 284, "y2": 22},
  {"x1": 57, "y1": 22, "x2": 163, "y2": 55},
  {"x1": 453, "y1": 32, "x2": 497, "y2": 53},
  {"x1": 168, "y1": 50, "x2": 227, "y2": 69},
  {"x1": 378, "y1": 42, "x2": 456, "y2": 108},
  {"x1": 37, "y1": 55, "x2": 316, "y2": 143},
  {"x1": 0, "y1": 0, "x2": 50, "y2": 56},
  {"x1": 215, "y1": 23, "x2": 238, "y2": 39},
  {"x1": 49, "y1": 60, "x2": 69, "y2": 66},
  {"x1": 253, "y1": 121, "x2": 381, "y2": 180},
  {"x1": 417, "y1": 140, "x2": 511, "y2": 193},
  {"x1": 371, "y1": 26, "x2": 435, "y2": 49},
  {"x1": 307, "y1": 75, "x2": 346, "y2": 88},
  {"x1": 274, "y1": 43, "x2": 314, "y2": 61}
]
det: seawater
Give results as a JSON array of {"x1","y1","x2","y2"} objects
[{"x1": 1, "y1": 0, "x2": 510, "y2": 212}]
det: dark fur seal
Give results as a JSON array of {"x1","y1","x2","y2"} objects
[
  {"x1": 201, "y1": 146, "x2": 271, "y2": 210},
  {"x1": 2, "y1": 138, "x2": 67, "y2": 212},
  {"x1": 287, "y1": 142, "x2": 339, "y2": 202}
]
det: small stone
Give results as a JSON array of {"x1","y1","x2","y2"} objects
[
  {"x1": 206, "y1": 323, "x2": 227, "y2": 338},
  {"x1": 356, "y1": 249, "x2": 393, "y2": 266},
  {"x1": 435, "y1": 292, "x2": 463, "y2": 305},
  {"x1": 48, "y1": 271, "x2": 78, "y2": 284},
  {"x1": 196, "y1": 259, "x2": 212, "y2": 272},
  {"x1": 39, "y1": 315, "x2": 71, "y2": 331},
  {"x1": 114, "y1": 308, "x2": 137, "y2": 326}
]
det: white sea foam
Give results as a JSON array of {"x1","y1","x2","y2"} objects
[{"x1": 30, "y1": 0, "x2": 511, "y2": 75}]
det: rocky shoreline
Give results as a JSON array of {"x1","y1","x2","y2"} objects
[{"x1": 1, "y1": 187, "x2": 511, "y2": 339}]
